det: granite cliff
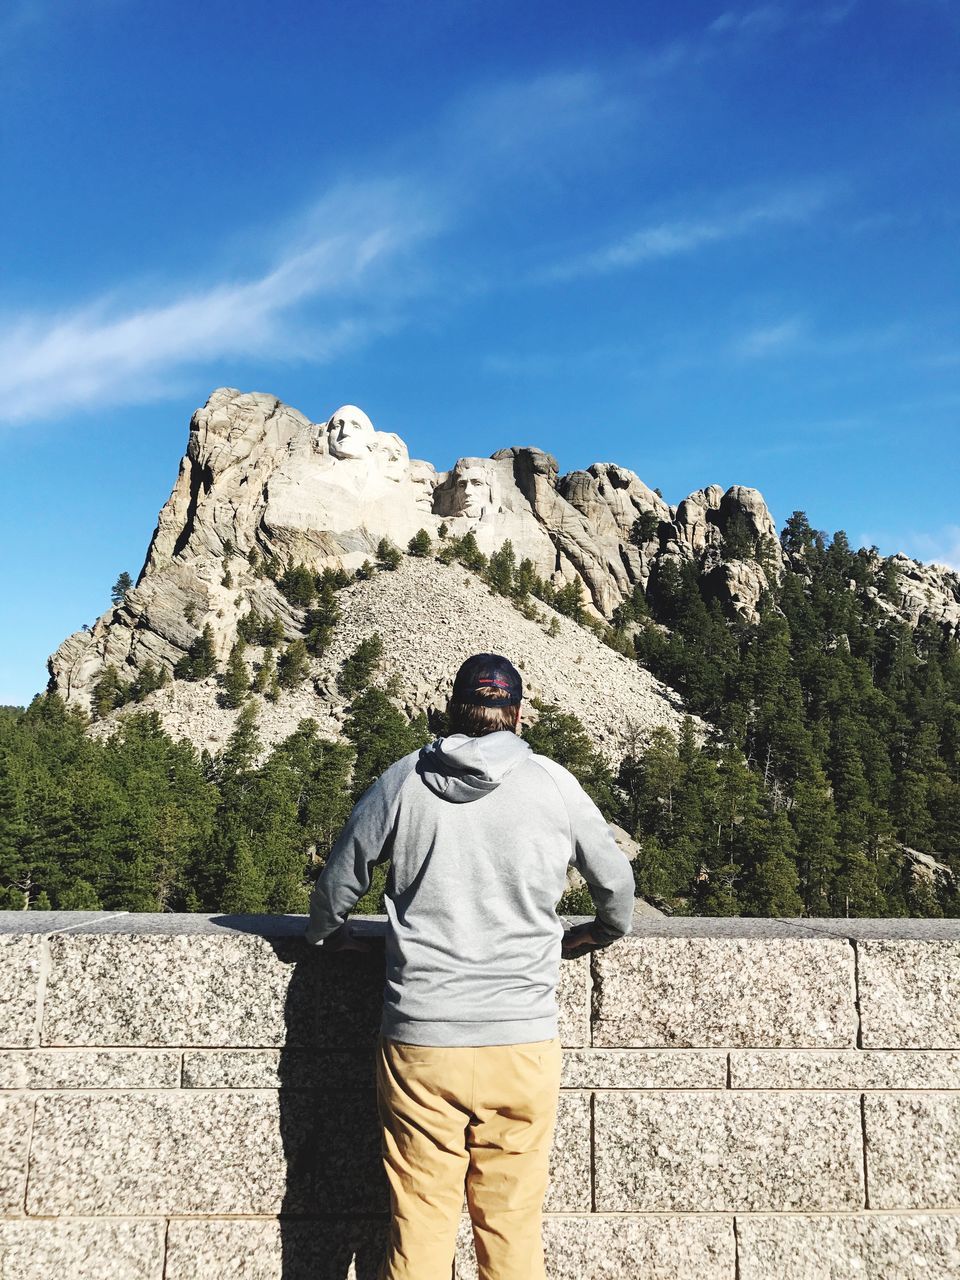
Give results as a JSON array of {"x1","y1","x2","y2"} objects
[{"x1": 47, "y1": 388, "x2": 960, "y2": 760}]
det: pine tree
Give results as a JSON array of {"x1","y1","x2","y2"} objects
[
  {"x1": 217, "y1": 701, "x2": 262, "y2": 783},
  {"x1": 721, "y1": 513, "x2": 755, "y2": 560},
  {"x1": 338, "y1": 634, "x2": 384, "y2": 697},
  {"x1": 630, "y1": 511, "x2": 660, "y2": 546},
  {"x1": 221, "y1": 640, "x2": 250, "y2": 709},
  {"x1": 253, "y1": 647, "x2": 275, "y2": 694},
  {"x1": 111, "y1": 572, "x2": 133, "y2": 606},
  {"x1": 220, "y1": 829, "x2": 269, "y2": 914},
  {"x1": 407, "y1": 529, "x2": 432, "y2": 558},
  {"x1": 514, "y1": 557, "x2": 537, "y2": 600},
  {"x1": 454, "y1": 532, "x2": 487, "y2": 572},
  {"x1": 553, "y1": 580, "x2": 587, "y2": 623},
  {"x1": 90, "y1": 665, "x2": 130, "y2": 719},
  {"x1": 130, "y1": 661, "x2": 166, "y2": 702},
  {"x1": 0, "y1": 750, "x2": 25, "y2": 906},
  {"x1": 262, "y1": 615, "x2": 286, "y2": 647},
  {"x1": 174, "y1": 624, "x2": 217, "y2": 681},
  {"x1": 377, "y1": 537, "x2": 402, "y2": 570},
  {"x1": 304, "y1": 583, "x2": 340, "y2": 658},
  {"x1": 486, "y1": 541, "x2": 516, "y2": 596},
  {"x1": 344, "y1": 688, "x2": 432, "y2": 800},
  {"x1": 739, "y1": 811, "x2": 803, "y2": 916},
  {"x1": 522, "y1": 701, "x2": 616, "y2": 814},
  {"x1": 277, "y1": 639, "x2": 310, "y2": 690},
  {"x1": 792, "y1": 766, "x2": 841, "y2": 915},
  {"x1": 278, "y1": 562, "x2": 316, "y2": 607}
]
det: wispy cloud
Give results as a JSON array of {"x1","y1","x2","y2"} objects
[
  {"x1": 733, "y1": 317, "x2": 806, "y2": 358},
  {"x1": 730, "y1": 315, "x2": 911, "y2": 363},
  {"x1": 0, "y1": 181, "x2": 440, "y2": 424},
  {"x1": 708, "y1": 2, "x2": 857, "y2": 37},
  {"x1": 539, "y1": 185, "x2": 831, "y2": 283}
]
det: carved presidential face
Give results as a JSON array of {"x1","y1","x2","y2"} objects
[{"x1": 327, "y1": 405, "x2": 376, "y2": 460}]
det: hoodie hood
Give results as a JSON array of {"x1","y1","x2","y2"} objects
[{"x1": 417, "y1": 731, "x2": 533, "y2": 804}]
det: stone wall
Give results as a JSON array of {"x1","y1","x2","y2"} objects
[{"x1": 2, "y1": 912, "x2": 960, "y2": 1279}]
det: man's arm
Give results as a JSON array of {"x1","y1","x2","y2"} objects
[
  {"x1": 304, "y1": 762, "x2": 408, "y2": 945},
  {"x1": 534, "y1": 757, "x2": 635, "y2": 951}
]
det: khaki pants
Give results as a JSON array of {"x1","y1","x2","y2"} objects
[{"x1": 375, "y1": 1033, "x2": 563, "y2": 1280}]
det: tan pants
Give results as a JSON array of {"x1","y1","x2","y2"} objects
[{"x1": 375, "y1": 1033, "x2": 563, "y2": 1280}]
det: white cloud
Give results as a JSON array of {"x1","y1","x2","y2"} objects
[
  {"x1": 708, "y1": 2, "x2": 857, "y2": 37},
  {"x1": 0, "y1": 181, "x2": 440, "y2": 424},
  {"x1": 733, "y1": 317, "x2": 806, "y2": 358},
  {"x1": 540, "y1": 185, "x2": 830, "y2": 283}
]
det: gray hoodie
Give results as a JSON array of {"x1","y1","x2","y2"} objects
[{"x1": 304, "y1": 730, "x2": 635, "y2": 1046}]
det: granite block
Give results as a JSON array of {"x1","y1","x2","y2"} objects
[
  {"x1": 41, "y1": 931, "x2": 385, "y2": 1047},
  {"x1": 731, "y1": 1049, "x2": 960, "y2": 1090},
  {"x1": 0, "y1": 912, "x2": 119, "y2": 935},
  {"x1": 0, "y1": 1049, "x2": 180, "y2": 1089},
  {"x1": 0, "y1": 1094, "x2": 32, "y2": 1214},
  {"x1": 26, "y1": 1089, "x2": 386, "y2": 1215},
  {"x1": 545, "y1": 1092, "x2": 591, "y2": 1212},
  {"x1": 0, "y1": 1219, "x2": 165, "y2": 1279},
  {"x1": 456, "y1": 1214, "x2": 734, "y2": 1280},
  {"x1": 858, "y1": 940, "x2": 960, "y2": 1048},
  {"x1": 592, "y1": 936, "x2": 856, "y2": 1047},
  {"x1": 593, "y1": 1091, "x2": 863, "y2": 1211},
  {"x1": 737, "y1": 1212, "x2": 960, "y2": 1279},
  {"x1": 866, "y1": 1093, "x2": 960, "y2": 1209},
  {"x1": 181, "y1": 1048, "x2": 374, "y2": 1089},
  {"x1": 0, "y1": 935, "x2": 41, "y2": 1049},
  {"x1": 165, "y1": 1218, "x2": 389, "y2": 1280},
  {"x1": 561, "y1": 1048, "x2": 726, "y2": 1089},
  {"x1": 556, "y1": 954, "x2": 589, "y2": 1046}
]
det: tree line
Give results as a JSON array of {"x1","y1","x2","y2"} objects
[{"x1": 5, "y1": 511, "x2": 958, "y2": 917}]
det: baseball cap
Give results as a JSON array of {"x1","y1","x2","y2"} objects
[{"x1": 451, "y1": 652, "x2": 523, "y2": 707}]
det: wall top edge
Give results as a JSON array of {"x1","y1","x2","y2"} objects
[{"x1": 2, "y1": 912, "x2": 959, "y2": 941}]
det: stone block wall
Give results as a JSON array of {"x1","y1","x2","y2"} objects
[{"x1": 2, "y1": 912, "x2": 960, "y2": 1278}]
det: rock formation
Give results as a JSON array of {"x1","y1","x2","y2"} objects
[{"x1": 48, "y1": 388, "x2": 960, "y2": 742}]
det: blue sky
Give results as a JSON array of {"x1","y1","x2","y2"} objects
[{"x1": 1, "y1": 0, "x2": 958, "y2": 706}]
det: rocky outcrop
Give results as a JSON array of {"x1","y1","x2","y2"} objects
[
  {"x1": 869, "y1": 554, "x2": 960, "y2": 638},
  {"x1": 47, "y1": 388, "x2": 960, "y2": 734},
  {"x1": 85, "y1": 557, "x2": 702, "y2": 769}
]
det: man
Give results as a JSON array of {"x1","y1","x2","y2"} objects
[{"x1": 304, "y1": 652, "x2": 635, "y2": 1280}]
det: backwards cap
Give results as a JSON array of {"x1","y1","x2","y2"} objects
[{"x1": 451, "y1": 652, "x2": 523, "y2": 707}]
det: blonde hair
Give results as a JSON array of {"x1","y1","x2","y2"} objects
[{"x1": 446, "y1": 691, "x2": 520, "y2": 737}]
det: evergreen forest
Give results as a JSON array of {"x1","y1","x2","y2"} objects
[{"x1": 2, "y1": 511, "x2": 958, "y2": 918}]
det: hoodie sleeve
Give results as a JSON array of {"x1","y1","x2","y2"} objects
[
  {"x1": 534, "y1": 756, "x2": 635, "y2": 944},
  {"x1": 303, "y1": 758, "x2": 413, "y2": 945}
]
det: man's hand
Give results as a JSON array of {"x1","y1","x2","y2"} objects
[
  {"x1": 561, "y1": 921, "x2": 604, "y2": 959},
  {"x1": 320, "y1": 921, "x2": 374, "y2": 956}
]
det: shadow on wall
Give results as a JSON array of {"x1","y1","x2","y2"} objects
[{"x1": 212, "y1": 916, "x2": 390, "y2": 1280}]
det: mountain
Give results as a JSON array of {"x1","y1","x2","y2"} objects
[{"x1": 48, "y1": 388, "x2": 959, "y2": 755}]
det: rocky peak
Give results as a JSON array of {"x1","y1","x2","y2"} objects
[{"x1": 47, "y1": 388, "x2": 957, "y2": 724}]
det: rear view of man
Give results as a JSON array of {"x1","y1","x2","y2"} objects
[{"x1": 304, "y1": 652, "x2": 635, "y2": 1280}]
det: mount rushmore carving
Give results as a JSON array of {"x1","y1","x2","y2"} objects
[{"x1": 48, "y1": 387, "x2": 959, "y2": 713}]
